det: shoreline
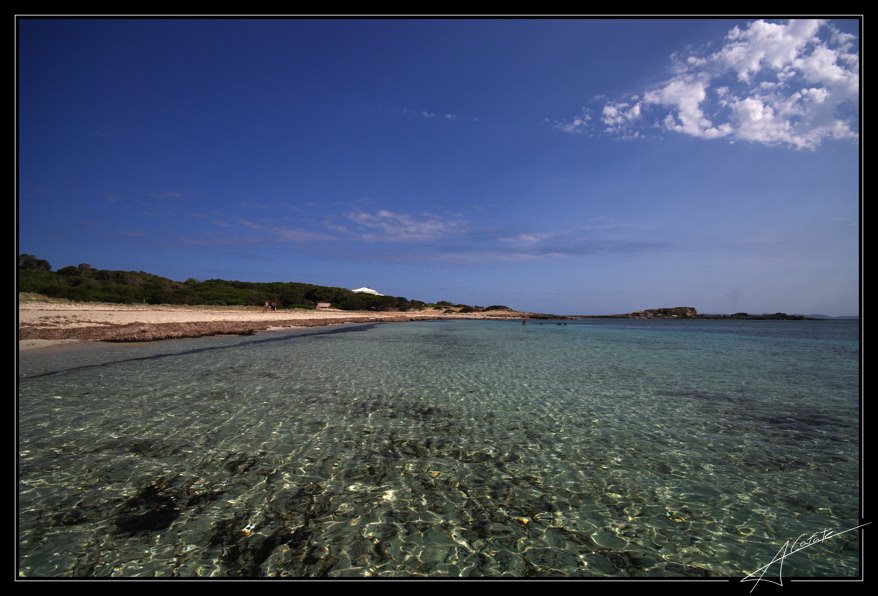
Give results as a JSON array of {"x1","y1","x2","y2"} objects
[
  {"x1": 19, "y1": 300, "x2": 837, "y2": 351},
  {"x1": 18, "y1": 301, "x2": 528, "y2": 350}
]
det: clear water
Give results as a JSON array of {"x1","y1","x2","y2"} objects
[{"x1": 18, "y1": 319, "x2": 861, "y2": 578}]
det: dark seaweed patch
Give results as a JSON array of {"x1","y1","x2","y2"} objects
[
  {"x1": 53, "y1": 509, "x2": 88, "y2": 527},
  {"x1": 230, "y1": 527, "x2": 297, "y2": 576},
  {"x1": 184, "y1": 489, "x2": 225, "y2": 508},
  {"x1": 113, "y1": 477, "x2": 182, "y2": 535},
  {"x1": 93, "y1": 438, "x2": 173, "y2": 458},
  {"x1": 115, "y1": 505, "x2": 179, "y2": 534}
]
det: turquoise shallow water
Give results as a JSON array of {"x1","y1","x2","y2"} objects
[{"x1": 18, "y1": 319, "x2": 861, "y2": 577}]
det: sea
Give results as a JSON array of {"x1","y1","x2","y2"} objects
[{"x1": 17, "y1": 318, "x2": 861, "y2": 578}]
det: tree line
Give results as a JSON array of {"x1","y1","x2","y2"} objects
[
  {"x1": 17, "y1": 254, "x2": 429, "y2": 311},
  {"x1": 17, "y1": 254, "x2": 510, "y2": 313}
]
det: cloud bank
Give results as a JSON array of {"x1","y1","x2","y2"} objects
[
  {"x1": 557, "y1": 19, "x2": 859, "y2": 149},
  {"x1": 183, "y1": 207, "x2": 662, "y2": 264}
]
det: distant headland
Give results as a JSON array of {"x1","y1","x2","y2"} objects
[{"x1": 575, "y1": 306, "x2": 816, "y2": 321}]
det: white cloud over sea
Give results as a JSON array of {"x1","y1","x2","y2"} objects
[
  {"x1": 178, "y1": 207, "x2": 666, "y2": 264},
  {"x1": 401, "y1": 107, "x2": 457, "y2": 121},
  {"x1": 345, "y1": 209, "x2": 466, "y2": 242},
  {"x1": 556, "y1": 19, "x2": 859, "y2": 149}
]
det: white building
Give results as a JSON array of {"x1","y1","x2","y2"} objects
[{"x1": 351, "y1": 287, "x2": 384, "y2": 296}]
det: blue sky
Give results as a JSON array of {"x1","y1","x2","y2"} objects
[{"x1": 18, "y1": 18, "x2": 860, "y2": 315}]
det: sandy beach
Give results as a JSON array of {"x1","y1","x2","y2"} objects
[{"x1": 18, "y1": 300, "x2": 526, "y2": 349}]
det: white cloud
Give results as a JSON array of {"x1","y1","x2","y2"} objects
[
  {"x1": 830, "y1": 29, "x2": 856, "y2": 50},
  {"x1": 729, "y1": 96, "x2": 800, "y2": 147},
  {"x1": 236, "y1": 219, "x2": 335, "y2": 242},
  {"x1": 643, "y1": 79, "x2": 732, "y2": 139},
  {"x1": 402, "y1": 107, "x2": 458, "y2": 121},
  {"x1": 715, "y1": 19, "x2": 822, "y2": 83},
  {"x1": 489, "y1": 223, "x2": 663, "y2": 260},
  {"x1": 601, "y1": 101, "x2": 642, "y2": 130},
  {"x1": 794, "y1": 44, "x2": 859, "y2": 93},
  {"x1": 553, "y1": 109, "x2": 591, "y2": 134},
  {"x1": 269, "y1": 227, "x2": 335, "y2": 242},
  {"x1": 498, "y1": 231, "x2": 561, "y2": 243},
  {"x1": 186, "y1": 207, "x2": 664, "y2": 264},
  {"x1": 346, "y1": 209, "x2": 466, "y2": 242},
  {"x1": 563, "y1": 19, "x2": 859, "y2": 150}
]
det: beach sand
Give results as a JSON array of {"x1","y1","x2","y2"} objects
[{"x1": 18, "y1": 301, "x2": 526, "y2": 349}]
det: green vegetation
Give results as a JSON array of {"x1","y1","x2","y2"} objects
[
  {"x1": 16, "y1": 255, "x2": 435, "y2": 311},
  {"x1": 18, "y1": 254, "x2": 51, "y2": 272},
  {"x1": 434, "y1": 301, "x2": 511, "y2": 312}
]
